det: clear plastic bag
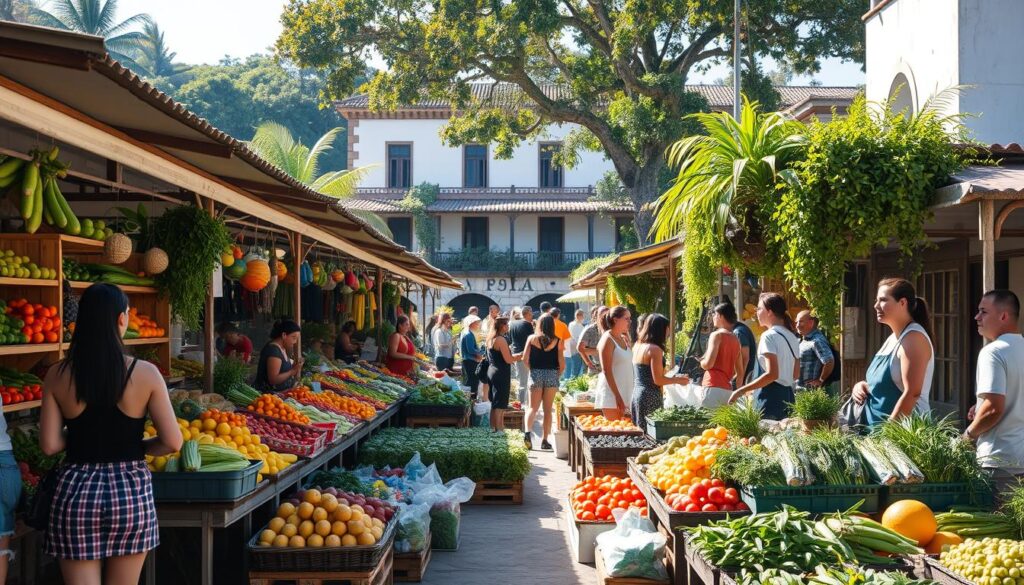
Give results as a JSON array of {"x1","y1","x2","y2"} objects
[
  {"x1": 412, "y1": 477, "x2": 476, "y2": 551},
  {"x1": 394, "y1": 502, "x2": 432, "y2": 553},
  {"x1": 595, "y1": 508, "x2": 668, "y2": 580},
  {"x1": 404, "y1": 453, "x2": 427, "y2": 482}
]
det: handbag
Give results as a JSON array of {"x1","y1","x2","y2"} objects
[
  {"x1": 26, "y1": 466, "x2": 61, "y2": 531},
  {"x1": 839, "y1": 397, "x2": 867, "y2": 431}
]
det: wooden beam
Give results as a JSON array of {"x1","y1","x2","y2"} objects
[
  {"x1": 293, "y1": 232, "x2": 303, "y2": 356},
  {"x1": 927, "y1": 229, "x2": 1024, "y2": 238},
  {"x1": 0, "y1": 37, "x2": 93, "y2": 70},
  {"x1": 116, "y1": 127, "x2": 234, "y2": 158},
  {"x1": 106, "y1": 159, "x2": 122, "y2": 183},
  {"x1": 376, "y1": 267, "x2": 385, "y2": 361},
  {"x1": 995, "y1": 200, "x2": 1024, "y2": 239},
  {"x1": 203, "y1": 197, "x2": 215, "y2": 393}
]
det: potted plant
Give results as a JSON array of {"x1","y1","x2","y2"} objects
[{"x1": 790, "y1": 388, "x2": 842, "y2": 432}]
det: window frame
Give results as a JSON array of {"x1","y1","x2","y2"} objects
[
  {"x1": 462, "y1": 216, "x2": 489, "y2": 249},
  {"x1": 462, "y1": 144, "x2": 489, "y2": 188},
  {"x1": 386, "y1": 216, "x2": 414, "y2": 250},
  {"x1": 538, "y1": 142, "x2": 564, "y2": 188},
  {"x1": 537, "y1": 216, "x2": 565, "y2": 252},
  {"x1": 386, "y1": 142, "x2": 413, "y2": 189}
]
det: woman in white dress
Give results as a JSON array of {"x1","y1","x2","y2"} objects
[{"x1": 595, "y1": 306, "x2": 635, "y2": 420}]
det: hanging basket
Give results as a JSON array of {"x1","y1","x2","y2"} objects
[
  {"x1": 103, "y1": 233, "x2": 133, "y2": 264},
  {"x1": 143, "y1": 248, "x2": 169, "y2": 275}
]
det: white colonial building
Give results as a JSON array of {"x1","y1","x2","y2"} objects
[{"x1": 337, "y1": 83, "x2": 857, "y2": 315}]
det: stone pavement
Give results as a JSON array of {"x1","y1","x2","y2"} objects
[{"x1": 419, "y1": 445, "x2": 598, "y2": 585}]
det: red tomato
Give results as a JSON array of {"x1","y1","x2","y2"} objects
[
  {"x1": 735, "y1": 501, "x2": 749, "y2": 511},
  {"x1": 707, "y1": 487, "x2": 726, "y2": 505},
  {"x1": 720, "y1": 504, "x2": 736, "y2": 512},
  {"x1": 581, "y1": 511, "x2": 596, "y2": 521},
  {"x1": 684, "y1": 503, "x2": 700, "y2": 512},
  {"x1": 582, "y1": 500, "x2": 596, "y2": 513},
  {"x1": 595, "y1": 505, "x2": 611, "y2": 519},
  {"x1": 700, "y1": 478, "x2": 713, "y2": 489},
  {"x1": 710, "y1": 478, "x2": 725, "y2": 488},
  {"x1": 724, "y1": 488, "x2": 739, "y2": 504},
  {"x1": 688, "y1": 483, "x2": 707, "y2": 499},
  {"x1": 1, "y1": 392, "x2": 10, "y2": 404},
  {"x1": 701, "y1": 503, "x2": 719, "y2": 512}
]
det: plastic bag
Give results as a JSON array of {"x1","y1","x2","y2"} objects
[
  {"x1": 473, "y1": 400, "x2": 492, "y2": 416},
  {"x1": 394, "y1": 502, "x2": 432, "y2": 553},
  {"x1": 412, "y1": 477, "x2": 476, "y2": 550},
  {"x1": 596, "y1": 508, "x2": 668, "y2": 580},
  {"x1": 404, "y1": 453, "x2": 427, "y2": 482},
  {"x1": 664, "y1": 382, "x2": 702, "y2": 408}
]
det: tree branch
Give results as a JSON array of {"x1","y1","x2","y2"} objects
[
  {"x1": 656, "y1": 22, "x2": 679, "y2": 68},
  {"x1": 668, "y1": 25, "x2": 724, "y2": 76},
  {"x1": 540, "y1": 36, "x2": 574, "y2": 81},
  {"x1": 558, "y1": 1, "x2": 611, "y2": 58}
]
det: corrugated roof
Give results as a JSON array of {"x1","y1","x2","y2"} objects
[
  {"x1": 934, "y1": 164, "x2": 1024, "y2": 207},
  {"x1": 345, "y1": 196, "x2": 633, "y2": 214},
  {"x1": 336, "y1": 82, "x2": 860, "y2": 111}
]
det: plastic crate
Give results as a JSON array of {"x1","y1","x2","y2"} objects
[
  {"x1": 151, "y1": 459, "x2": 263, "y2": 502},
  {"x1": 740, "y1": 483, "x2": 882, "y2": 514},
  {"x1": 645, "y1": 419, "x2": 708, "y2": 441},
  {"x1": 883, "y1": 482, "x2": 993, "y2": 511}
]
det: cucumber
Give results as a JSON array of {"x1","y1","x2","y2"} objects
[
  {"x1": 89, "y1": 264, "x2": 137, "y2": 276},
  {"x1": 43, "y1": 178, "x2": 67, "y2": 228},
  {"x1": 53, "y1": 181, "x2": 80, "y2": 235},
  {"x1": 25, "y1": 177, "x2": 44, "y2": 233},
  {"x1": 100, "y1": 273, "x2": 155, "y2": 286}
]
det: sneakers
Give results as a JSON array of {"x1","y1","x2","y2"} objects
[
  {"x1": 540, "y1": 440, "x2": 552, "y2": 450},
  {"x1": 524, "y1": 431, "x2": 532, "y2": 449}
]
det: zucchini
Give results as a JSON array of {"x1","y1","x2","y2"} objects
[{"x1": 100, "y1": 273, "x2": 155, "y2": 286}]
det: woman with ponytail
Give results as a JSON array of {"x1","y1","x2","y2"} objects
[
  {"x1": 852, "y1": 278, "x2": 933, "y2": 426},
  {"x1": 729, "y1": 293, "x2": 801, "y2": 420}
]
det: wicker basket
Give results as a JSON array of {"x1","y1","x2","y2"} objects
[{"x1": 248, "y1": 514, "x2": 397, "y2": 572}]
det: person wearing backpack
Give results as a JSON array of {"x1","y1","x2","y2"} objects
[{"x1": 795, "y1": 310, "x2": 838, "y2": 395}]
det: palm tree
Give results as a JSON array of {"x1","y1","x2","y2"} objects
[
  {"x1": 248, "y1": 122, "x2": 390, "y2": 238},
  {"x1": 30, "y1": 0, "x2": 151, "y2": 70},
  {"x1": 135, "y1": 21, "x2": 188, "y2": 78}
]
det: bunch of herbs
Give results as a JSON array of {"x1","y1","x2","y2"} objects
[
  {"x1": 710, "y1": 399, "x2": 764, "y2": 439},
  {"x1": 649, "y1": 406, "x2": 711, "y2": 425},
  {"x1": 212, "y1": 356, "x2": 249, "y2": 395},
  {"x1": 358, "y1": 428, "x2": 530, "y2": 482},
  {"x1": 791, "y1": 388, "x2": 841, "y2": 422},
  {"x1": 564, "y1": 374, "x2": 592, "y2": 394},
  {"x1": 800, "y1": 428, "x2": 867, "y2": 485},
  {"x1": 711, "y1": 443, "x2": 785, "y2": 487},
  {"x1": 876, "y1": 413, "x2": 990, "y2": 486}
]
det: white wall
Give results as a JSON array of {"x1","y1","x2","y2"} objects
[
  {"x1": 593, "y1": 216, "x2": 618, "y2": 253},
  {"x1": 957, "y1": 0, "x2": 1024, "y2": 144},
  {"x1": 516, "y1": 216, "x2": 539, "y2": 252},
  {"x1": 353, "y1": 119, "x2": 615, "y2": 188},
  {"x1": 565, "y1": 215, "x2": 589, "y2": 252},
  {"x1": 439, "y1": 215, "x2": 461, "y2": 251}
]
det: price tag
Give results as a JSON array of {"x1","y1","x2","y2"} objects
[{"x1": 310, "y1": 382, "x2": 322, "y2": 392}]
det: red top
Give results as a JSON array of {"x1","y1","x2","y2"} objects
[
  {"x1": 702, "y1": 331, "x2": 740, "y2": 389},
  {"x1": 385, "y1": 334, "x2": 415, "y2": 376},
  {"x1": 225, "y1": 335, "x2": 253, "y2": 362}
]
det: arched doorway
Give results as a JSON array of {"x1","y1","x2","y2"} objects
[
  {"x1": 888, "y1": 72, "x2": 915, "y2": 117},
  {"x1": 524, "y1": 293, "x2": 576, "y2": 323},
  {"x1": 447, "y1": 293, "x2": 498, "y2": 320}
]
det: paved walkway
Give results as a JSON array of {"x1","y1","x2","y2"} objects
[{"x1": 420, "y1": 443, "x2": 598, "y2": 585}]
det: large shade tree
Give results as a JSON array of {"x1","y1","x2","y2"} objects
[
  {"x1": 277, "y1": 0, "x2": 865, "y2": 243},
  {"x1": 30, "y1": 0, "x2": 150, "y2": 69}
]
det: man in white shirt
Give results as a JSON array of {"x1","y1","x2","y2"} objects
[
  {"x1": 964, "y1": 289, "x2": 1024, "y2": 497},
  {"x1": 564, "y1": 309, "x2": 587, "y2": 380}
]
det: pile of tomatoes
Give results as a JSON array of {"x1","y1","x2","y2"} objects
[
  {"x1": 1, "y1": 384, "x2": 41, "y2": 405},
  {"x1": 664, "y1": 478, "x2": 748, "y2": 513},
  {"x1": 570, "y1": 475, "x2": 648, "y2": 522},
  {"x1": 6, "y1": 299, "x2": 61, "y2": 344}
]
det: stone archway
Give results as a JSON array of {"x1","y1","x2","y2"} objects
[
  {"x1": 446, "y1": 293, "x2": 499, "y2": 320},
  {"x1": 524, "y1": 293, "x2": 576, "y2": 323}
]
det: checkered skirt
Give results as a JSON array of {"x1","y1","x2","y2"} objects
[{"x1": 44, "y1": 461, "x2": 159, "y2": 560}]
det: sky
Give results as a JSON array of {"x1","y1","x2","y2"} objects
[{"x1": 112, "y1": 0, "x2": 864, "y2": 87}]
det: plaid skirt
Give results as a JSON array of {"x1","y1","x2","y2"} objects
[{"x1": 45, "y1": 461, "x2": 159, "y2": 560}]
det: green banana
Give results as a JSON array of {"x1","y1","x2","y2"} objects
[
  {"x1": 19, "y1": 169, "x2": 34, "y2": 220},
  {"x1": 0, "y1": 157, "x2": 24, "y2": 179},
  {"x1": 53, "y1": 180, "x2": 79, "y2": 235},
  {"x1": 25, "y1": 176, "x2": 43, "y2": 233},
  {"x1": 21, "y1": 161, "x2": 38, "y2": 201},
  {"x1": 47, "y1": 146, "x2": 59, "y2": 162},
  {"x1": 43, "y1": 205, "x2": 52, "y2": 226},
  {"x1": 43, "y1": 177, "x2": 67, "y2": 228}
]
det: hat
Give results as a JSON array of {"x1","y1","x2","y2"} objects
[{"x1": 463, "y1": 315, "x2": 482, "y2": 327}]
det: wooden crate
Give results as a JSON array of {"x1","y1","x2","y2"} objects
[
  {"x1": 595, "y1": 545, "x2": 670, "y2": 585},
  {"x1": 503, "y1": 408, "x2": 525, "y2": 430},
  {"x1": 585, "y1": 458, "x2": 628, "y2": 479},
  {"x1": 392, "y1": 537, "x2": 431, "y2": 582},
  {"x1": 250, "y1": 548, "x2": 393, "y2": 585},
  {"x1": 466, "y1": 479, "x2": 523, "y2": 505},
  {"x1": 405, "y1": 414, "x2": 467, "y2": 428}
]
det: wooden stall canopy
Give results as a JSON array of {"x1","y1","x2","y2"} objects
[{"x1": 0, "y1": 21, "x2": 462, "y2": 291}]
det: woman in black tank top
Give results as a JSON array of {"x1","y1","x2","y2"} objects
[
  {"x1": 39, "y1": 284, "x2": 182, "y2": 583},
  {"x1": 485, "y1": 317, "x2": 521, "y2": 432},
  {"x1": 521, "y1": 314, "x2": 565, "y2": 450}
]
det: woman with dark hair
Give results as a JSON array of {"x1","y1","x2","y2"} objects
[
  {"x1": 699, "y1": 303, "x2": 744, "y2": 409},
  {"x1": 385, "y1": 315, "x2": 418, "y2": 377},
  {"x1": 255, "y1": 320, "x2": 303, "y2": 393},
  {"x1": 522, "y1": 314, "x2": 564, "y2": 449},
  {"x1": 852, "y1": 278, "x2": 933, "y2": 426},
  {"x1": 486, "y1": 317, "x2": 520, "y2": 431},
  {"x1": 216, "y1": 322, "x2": 253, "y2": 363},
  {"x1": 729, "y1": 293, "x2": 801, "y2": 420},
  {"x1": 431, "y1": 313, "x2": 456, "y2": 371},
  {"x1": 40, "y1": 284, "x2": 182, "y2": 584},
  {"x1": 595, "y1": 306, "x2": 635, "y2": 419},
  {"x1": 334, "y1": 320, "x2": 362, "y2": 364},
  {"x1": 631, "y1": 314, "x2": 690, "y2": 427}
]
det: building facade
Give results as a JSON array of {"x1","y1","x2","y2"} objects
[{"x1": 337, "y1": 83, "x2": 857, "y2": 315}]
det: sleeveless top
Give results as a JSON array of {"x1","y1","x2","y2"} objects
[
  {"x1": 66, "y1": 359, "x2": 145, "y2": 464},
  {"x1": 866, "y1": 322, "x2": 933, "y2": 426},
  {"x1": 703, "y1": 331, "x2": 740, "y2": 389},
  {"x1": 529, "y1": 338, "x2": 560, "y2": 370},
  {"x1": 255, "y1": 343, "x2": 295, "y2": 393},
  {"x1": 385, "y1": 334, "x2": 416, "y2": 376},
  {"x1": 487, "y1": 343, "x2": 511, "y2": 374},
  {"x1": 595, "y1": 335, "x2": 636, "y2": 409},
  {"x1": 634, "y1": 362, "x2": 658, "y2": 394}
]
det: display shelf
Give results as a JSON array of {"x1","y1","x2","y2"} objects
[
  {"x1": 58, "y1": 234, "x2": 104, "y2": 252},
  {"x1": 0, "y1": 277, "x2": 59, "y2": 287},
  {"x1": 123, "y1": 337, "x2": 170, "y2": 346},
  {"x1": 2, "y1": 399, "x2": 41, "y2": 413},
  {"x1": 69, "y1": 280, "x2": 158, "y2": 294},
  {"x1": 0, "y1": 343, "x2": 61, "y2": 356}
]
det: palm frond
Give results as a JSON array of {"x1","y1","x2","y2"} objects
[
  {"x1": 301, "y1": 127, "x2": 343, "y2": 182},
  {"x1": 249, "y1": 122, "x2": 298, "y2": 175},
  {"x1": 345, "y1": 209, "x2": 393, "y2": 239},
  {"x1": 102, "y1": 9, "x2": 149, "y2": 37},
  {"x1": 310, "y1": 165, "x2": 376, "y2": 198}
]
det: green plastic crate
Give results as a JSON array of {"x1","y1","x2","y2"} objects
[
  {"x1": 883, "y1": 482, "x2": 993, "y2": 511},
  {"x1": 645, "y1": 419, "x2": 707, "y2": 441},
  {"x1": 740, "y1": 483, "x2": 882, "y2": 514}
]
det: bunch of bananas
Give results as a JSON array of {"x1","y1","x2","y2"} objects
[{"x1": 0, "y1": 147, "x2": 81, "y2": 235}]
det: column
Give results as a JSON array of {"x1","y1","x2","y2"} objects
[
  {"x1": 980, "y1": 199, "x2": 996, "y2": 294},
  {"x1": 292, "y1": 232, "x2": 303, "y2": 357},
  {"x1": 587, "y1": 215, "x2": 594, "y2": 255}
]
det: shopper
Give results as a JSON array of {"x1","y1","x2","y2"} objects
[
  {"x1": 595, "y1": 306, "x2": 635, "y2": 420},
  {"x1": 728, "y1": 293, "x2": 801, "y2": 420},
  {"x1": 0, "y1": 384, "x2": 21, "y2": 583},
  {"x1": 255, "y1": 319, "x2": 304, "y2": 393},
  {"x1": 40, "y1": 283, "x2": 182, "y2": 584},
  {"x1": 431, "y1": 313, "x2": 456, "y2": 371},
  {"x1": 216, "y1": 322, "x2": 253, "y2": 363},
  {"x1": 522, "y1": 314, "x2": 564, "y2": 449},
  {"x1": 539, "y1": 301, "x2": 552, "y2": 315},
  {"x1": 578, "y1": 305, "x2": 608, "y2": 374},
  {"x1": 851, "y1": 278, "x2": 933, "y2": 426},
  {"x1": 385, "y1": 315, "x2": 418, "y2": 377},
  {"x1": 795, "y1": 310, "x2": 835, "y2": 392},
  {"x1": 510, "y1": 306, "x2": 522, "y2": 321},
  {"x1": 481, "y1": 304, "x2": 500, "y2": 337},
  {"x1": 334, "y1": 320, "x2": 362, "y2": 364},
  {"x1": 963, "y1": 290, "x2": 1024, "y2": 496},
  {"x1": 551, "y1": 307, "x2": 572, "y2": 344},
  {"x1": 508, "y1": 307, "x2": 535, "y2": 404},
  {"x1": 486, "y1": 317, "x2": 519, "y2": 431},
  {"x1": 632, "y1": 314, "x2": 690, "y2": 428},
  {"x1": 565, "y1": 309, "x2": 587, "y2": 380},
  {"x1": 699, "y1": 302, "x2": 744, "y2": 409},
  {"x1": 460, "y1": 315, "x2": 485, "y2": 398},
  {"x1": 423, "y1": 313, "x2": 439, "y2": 357},
  {"x1": 732, "y1": 317, "x2": 756, "y2": 386}
]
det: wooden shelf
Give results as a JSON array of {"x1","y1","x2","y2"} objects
[
  {"x1": 69, "y1": 280, "x2": 158, "y2": 294},
  {"x1": 59, "y1": 234, "x2": 104, "y2": 252},
  {"x1": 0, "y1": 343, "x2": 60, "y2": 356},
  {"x1": 123, "y1": 337, "x2": 170, "y2": 346},
  {"x1": 0, "y1": 277, "x2": 58, "y2": 287},
  {"x1": 2, "y1": 399, "x2": 40, "y2": 413}
]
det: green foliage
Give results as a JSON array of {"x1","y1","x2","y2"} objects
[
  {"x1": 358, "y1": 428, "x2": 531, "y2": 482},
  {"x1": 135, "y1": 21, "x2": 189, "y2": 78},
  {"x1": 710, "y1": 399, "x2": 764, "y2": 440},
  {"x1": 398, "y1": 183, "x2": 439, "y2": 253},
  {"x1": 791, "y1": 388, "x2": 842, "y2": 421},
  {"x1": 606, "y1": 273, "x2": 664, "y2": 314},
  {"x1": 212, "y1": 356, "x2": 249, "y2": 395},
  {"x1": 152, "y1": 205, "x2": 232, "y2": 329},
  {"x1": 569, "y1": 253, "x2": 616, "y2": 284},
  {"x1": 28, "y1": 0, "x2": 151, "y2": 70},
  {"x1": 775, "y1": 95, "x2": 969, "y2": 328}
]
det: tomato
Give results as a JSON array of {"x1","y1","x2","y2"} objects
[
  {"x1": 684, "y1": 503, "x2": 700, "y2": 512},
  {"x1": 735, "y1": 501, "x2": 749, "y2": 511},
  {"x1": 720, "y1": 504, "x2": 735, "y2": 512},
  {"x1": 707, "y1": 487, "x2": 725, "y2": 505},
  {"x1": 724, "y1": 487, "x2": 739, "y2": 505},
  {"x1": 581, "y1": 511, "x2": 596, "y2": 521},
  {"x1": 595, "y1": 504, "x2": 611, "y2": 519},
  {"x1": 586, "y1": 490, "x2": 599, "y2": 502},
  {"x1": 1, "y1": 392, "x2": 9, "y2": 404},
  {"x1": 687, "y1": 483, "x2": 707, "y2": 499},
  {"x1": 710, "y1": 478, "x2": 725, "y2": 488},
  {"x1": 700, "y1": 478, "x2": 713, "y2": 489},
  {"x1": 701, "y1": 503, "x2": 719, "y2": 512},
  {"x1": 582, "y1": 500, "x2": 596, "y2": 513}
]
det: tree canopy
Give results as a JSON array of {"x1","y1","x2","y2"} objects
[
  {"x1": 277, "y1": 0, "x2": 865, "y2": 242},
  {"x1": 29, "y1": 0, "x2": 150, "y2": 69}
]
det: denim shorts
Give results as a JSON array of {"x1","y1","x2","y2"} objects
[
  {"x1": 0, "y1": 450, "x2": 22, "y2": 538},
  {"x1": 529, "y1": 368, "x2": 559, "y2": 390}
]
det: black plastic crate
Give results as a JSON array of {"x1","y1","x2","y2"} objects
[{"x1": 151, "y1": 459, "x2": 263, "y2": 502}]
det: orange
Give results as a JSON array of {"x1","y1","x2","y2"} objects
[
  {"x1": 925, "y1": 531, "x2": 963, "y2": 554},
  {"x1": 881, "y1": 500, "x2": 937, "y2": 546}
]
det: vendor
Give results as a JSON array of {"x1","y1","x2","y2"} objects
[
  {"x1": 334, "y1": 320, "x2": 362, "y2": 364},
  {"x1": 385, "y1": 315, "x2": 417, "y2": 377},
  {"x1": 217, "y1": 322, "x2": 253, "y2": 363},
  {"x1": 255, "y1": 319, "x2": 304, "y2": 393}
]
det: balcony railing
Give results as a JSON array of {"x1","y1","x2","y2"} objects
[
  {"x1": 429, "y1": 249, "x2": 612, "y2": 273},
  {"x1": 356, "y1": 186, "x2": 595, "y2": 196}
]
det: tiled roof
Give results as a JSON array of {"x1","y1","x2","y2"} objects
[
  {"x1": 335, "y1": 82, "x2": 860, "y2": 111},
  {"x1": 344, "y1": 194, "x2": 633, "y2": 214}
]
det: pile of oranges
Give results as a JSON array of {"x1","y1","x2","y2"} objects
[
  {"x1": 570, "y1": 475, "x2": 647, "y2": 522},
  {"x1": 283, "y1": 388, "x2": 377, "y2": 420},
  {"x1": 576, "y1": 415, "x2": 641, "y2": 433},
  {"x1": 199, "y1": 408, "x2": 246, "y2": 428},
  {"x1": 248, "y1": 394, "x2": 310, "y2": 425},
  {"x1": 646, "y1": 426, "x2": 729, "y2": 495}
]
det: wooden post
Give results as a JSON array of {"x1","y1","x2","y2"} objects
[
  {"x1": 376, "y1": 267, "x2": 385, "y2": 361},
  {"x1": 292, "y1": 232, "x2": 303, "y2": 357},
  {"x1": 421, "y1": 285, "x2": 428, "y2": 331},
  {"x1": 980, "y1": 200, "x2": 996, "y2": 294},
  {"x1": 668, "y1": 258, "x2": 677, "y2": 362},
  {"x1": 203, "y1": 197, "x2": 215, "y2": 392}
]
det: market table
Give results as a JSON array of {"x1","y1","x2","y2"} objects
[{"x1": 144, "y1": 398, "x2": 404, "y2": 585}]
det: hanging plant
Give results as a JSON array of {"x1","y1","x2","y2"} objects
[
  {"x1": 606, "y1": 273, "x2": 664, "y2": 315},
  {"x1": 152, "y1": 204, "x2": 231, "y2": 329}
]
